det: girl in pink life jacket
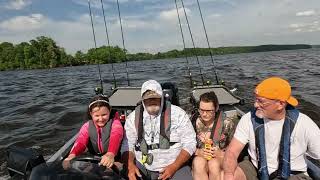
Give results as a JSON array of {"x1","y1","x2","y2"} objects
[{"x1": 63, "y1": 95, "x2": 124, "y2": 169}]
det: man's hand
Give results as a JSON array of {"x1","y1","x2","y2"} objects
[
  {"x1": 127, "y1": 163, "x2": 142, "y2": 180},
  {"x1": 158, "y1": 163, "x2": 179, "y2": 180},
  {"x1": 99, "y1": 152, "x2": 115, "y2": 168},
  {"x1": 212, "y1": 148, "x2": 225, "y2": 163}
]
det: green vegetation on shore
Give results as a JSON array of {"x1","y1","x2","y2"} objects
[{"x1": 0, "y1": 36, "x2": 312, "y2": 71}]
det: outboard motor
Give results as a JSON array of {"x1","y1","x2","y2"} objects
[
  {"x1": 6, "y1": 145, "x2": 45, "y2": 179},
  {"x1": 161, "y1": 82, "x2": 179, "y2": 106}
]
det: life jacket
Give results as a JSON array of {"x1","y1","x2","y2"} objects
[
  {"x1": 134, "y1": 100, "x2": 174, "y2": 155},
  {"x1": 251, "y1": 106, "x2": 299, "y2": 180},
  {"x1": 192, "y1": 110, "x2": 225, "y2": 148},
  {"x1": 87, "y1": 119, "x2": 114, "y2": 156}
]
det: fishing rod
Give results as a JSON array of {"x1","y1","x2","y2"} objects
[
  {"x1": 174, "y1": 0, "x2": 193, "y2": 88},
  {"x1": 100, "y1": 0, "x2": 117, "y2": 89},
  {"x1": 116, "y1": 0, "x2": 130, "y2": 86},
  {"x1": 88, "y1": 0, "x2": 104, "y2": 94},
  {"x1": 179, "y1": 0, "x2": 205, "y2": 86},
  {"x1": 195, "y1": 0, "x2": 220, "y2": 85}
]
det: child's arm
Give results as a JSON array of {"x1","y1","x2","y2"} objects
[
  {"x1": 63, "y1": 122, "x2": 90, "y2": 169},
  {"x1": 69, "y1": 122, "x2": 90, "y2": 156}
]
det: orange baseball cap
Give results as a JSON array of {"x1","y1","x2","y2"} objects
[{"x1": 255, "y1": 77, "x2": 298, "y2": 106}]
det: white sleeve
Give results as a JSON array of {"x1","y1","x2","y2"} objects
[
  {"x1": 176, "y1": 108, "x2": 197, "y2": 156},
  {"x1": 120, "y1": 111, "x2": 138, "y2": 154},
  {"x1": 233, "y1": 112, "x2": 251, "y2": 145},
  {"x1": 303, "y1": 114, "x2": 320, "y2": 159}
]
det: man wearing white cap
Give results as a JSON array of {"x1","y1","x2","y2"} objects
[{"x1": 121, "y1": 80, "x2": 196, "y2": 180}]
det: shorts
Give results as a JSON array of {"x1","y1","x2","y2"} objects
[{"x1": 238, "y1": 157, "x2": 312, "y2": 180}]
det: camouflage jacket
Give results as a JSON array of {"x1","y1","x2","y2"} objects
[{"x1": 191, "y1": 111, "x2": 237, "y2": 150}]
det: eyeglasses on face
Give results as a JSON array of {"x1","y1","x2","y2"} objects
[
  {"x1": 198, "y1": 108, "x2": 215, "y2": 114},
  {"x1": 253, "y1": 97, "x2": 278, "y2": 107}
]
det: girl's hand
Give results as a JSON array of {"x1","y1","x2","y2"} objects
[
  {"x1": 196, "y1": 148, "x2": 214, "y2": 159},
  {"x1": 62, "y1": 154, "x2": 76, "y2": 170},
  {"x1": 203, "y1": 147, "x2": 214, "y2": 159},
  {"x1": 195, "y1": 148, "x2": 205, "y2": 158},
  {"x1": 99, "y1": 152, "x2": 115, "y2": 168}
]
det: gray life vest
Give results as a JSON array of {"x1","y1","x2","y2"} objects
[
  {"x1": 134, "y1": 100, "x2": 173, "y2": 155},
  {"x1": 87, "y1": 119, "x2": 113, "y2": 156}
]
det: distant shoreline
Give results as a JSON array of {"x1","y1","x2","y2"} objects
[{"x1": 0, "y1": 36, "x2": 314, "y2": 71}]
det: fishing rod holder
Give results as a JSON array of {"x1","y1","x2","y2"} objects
[{"x1": 94, "y1": 87, "x2": 103, "y2": 95}]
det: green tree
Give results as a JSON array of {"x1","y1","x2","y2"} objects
[
  {"x1": 0, "y1": 42, "x2": 15, "y2": 69},
  {"x1": 0, "y1": 36, "x2": 313, "y2": 71}
]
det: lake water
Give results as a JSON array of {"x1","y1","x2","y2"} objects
[{"x1": 0, "y1": 48, "x2": 319, "y2": 178}]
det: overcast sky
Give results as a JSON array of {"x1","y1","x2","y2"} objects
[{"x1": 0, "y1": 0, "x2": 319, "y2": 54}]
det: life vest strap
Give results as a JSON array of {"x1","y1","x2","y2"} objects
[
  {"x1": 135, "y1": 142, "x2": 177, "y2": 151},
  {"x1": 251, "y1": 106, "x2": 299, "y2": 180},
  {"x1": 210, "y1": 110, "x2": 223, "y2": 145},
  {"x1": 135, "y1": 101, "x2": 172, "y2": 150}
]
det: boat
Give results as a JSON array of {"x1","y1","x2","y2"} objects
[
  {"x1": 5, "y1": 0, "x2": 320, "y2": 179},
  {"x1": 6, "y1": 81, "x2": 320, "y2": 179},
  {"x1": 4, "y1": 82, "x2": 180, "y2": 180},
  {"x1": 5, "y1": 80, "x2": 243, "y2": 180}
]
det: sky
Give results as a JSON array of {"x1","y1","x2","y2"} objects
[{"x1": 0, "y1": 0, "x2": 319, "y2": 54}]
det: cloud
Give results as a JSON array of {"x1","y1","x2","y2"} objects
[
  {"x1": 0, "y1": 11, "x2": 165, "y2": 54},
  {"x1": 0, "y1": 14, "x2": 46, "y2": 31},
  {"x1": 289, "y1": 21, "x2": 320, "y2": 33},
  {"x1": 296, "y1": 10, "x2": 316, "y2": 17},
  {"x1": 159, "y1": 7, "x2": 191, "y2": 21},
  {"x1": 289, "y1": 23, "x2": 304, "y2": 28},
  {"x1": 5, "y1": 0, "x2": 31, "y2": 10},
  {"x1": 72, "y1": 0, "x2": 103, "y2": 9},
  {"x1": 78, "y1": 14, "x2": 91, "y2": 23},
  {"x1": 120, "y1": 19, "x2": 150, "y2": 29},
  {"x1": 1, "y1": 0, "x2": 320, "y2": 54},
  {"x1": 72, "y1": 0, "x2": 97, "y2": 8},
  {"x1": 294, "y1": 29, "x2": 302, "y2": 32},
  {"x1": 72, "y1": 0, "x2": 128, "y2": 9},
  {"x1": 208, "y1": 13, "x2": 222, "y2": 19}
]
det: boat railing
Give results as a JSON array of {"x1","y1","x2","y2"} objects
[{"x1": 47, "y1": 133, "x2": 78, "y2": 164}]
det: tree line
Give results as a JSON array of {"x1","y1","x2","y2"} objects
[{"x1": 0, "y1": 36, "x2": 312, "y2": 71}]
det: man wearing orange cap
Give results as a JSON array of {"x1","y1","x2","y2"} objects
[{"x1": 223, "y1": 77, "x2": 320, "y2": 180}]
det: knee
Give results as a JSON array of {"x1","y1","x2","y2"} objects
[
  {"x1": 192, "y1": 156, "x2": 207, "y2": 173},
  {"x1": 208, "y1": 158, "x2": 222, "y2": 174},
  {"x1": 234, "y1": 167, "x2": 247, "y2": 180}
]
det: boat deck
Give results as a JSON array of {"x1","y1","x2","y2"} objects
[{"x1": 191, "y1": 85, "x2": 241, "y2": 105}]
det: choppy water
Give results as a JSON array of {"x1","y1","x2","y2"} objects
[{"x1": 0, "y1": 48, "x2": 319, "y2": 178}]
